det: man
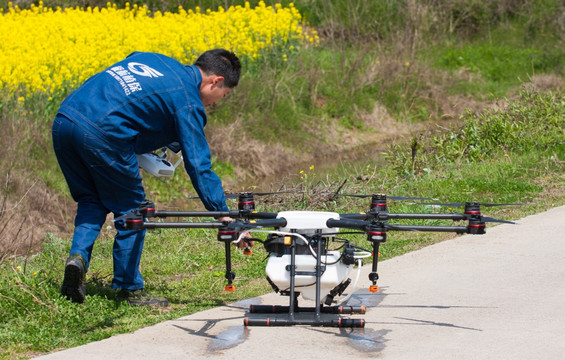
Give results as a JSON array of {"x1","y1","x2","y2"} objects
[{"x1": 52, "y1": 49, "x2": 244, "y2": 306}]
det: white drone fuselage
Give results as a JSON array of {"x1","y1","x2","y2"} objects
[{"x1": 264, "y1": 211, "x2": 354, "y2": 303}]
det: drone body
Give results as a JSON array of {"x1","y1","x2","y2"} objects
[{"x1": 119, "y1": 193, "x2": 517, "y2": 327}]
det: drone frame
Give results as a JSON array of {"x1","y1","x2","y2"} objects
[{"x1": 120, "y1": 193, "x2": 514, "y2": 328}]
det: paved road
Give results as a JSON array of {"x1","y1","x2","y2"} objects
[{"x1": 34, "y1": 206, "x2": 565, "y2": 360}]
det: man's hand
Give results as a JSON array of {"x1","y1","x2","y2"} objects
[
  {"x1": 218, "y1": 217, "x2": 255, "y2": 249},
  {"x1": 237, "y1": 232, "x2": 255, "y2": 250}
]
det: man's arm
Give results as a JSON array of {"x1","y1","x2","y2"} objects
[{"x1": 176, "y1": 105, "x2": 228, "y2": 212}]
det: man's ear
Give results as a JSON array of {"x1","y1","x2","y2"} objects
[{"x1": 211, "y1": 75, "x2": 225, "y2": 88}]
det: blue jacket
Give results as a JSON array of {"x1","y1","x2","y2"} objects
[{"x1": 58, "y1": 52, "x2": 228, "y2": 211}]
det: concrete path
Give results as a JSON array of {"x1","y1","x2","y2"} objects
[{"x1": 34, "y1": 206, "x2": 565, "y2": 360}]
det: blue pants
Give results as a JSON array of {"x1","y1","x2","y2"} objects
[{"x1": 52, "y1": 114, "x2": 146, "y2": 290}]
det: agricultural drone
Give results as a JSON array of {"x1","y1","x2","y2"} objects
[{"x1": 117, "y1": 192, "x2": 516, "y2": 328}]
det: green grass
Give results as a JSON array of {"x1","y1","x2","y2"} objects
[
  {"x1": 426, "y1": 24, "x2": 565, "y2": 99},
  {"x1": 2, "y1": 90, "x2": 564, "y2": 359},
  {"x1": 0, "y1": 230, "x2": 274, "y2": 359},
  {"x1": 1, "y1": 1, "x2": 565, "y2": 358}
]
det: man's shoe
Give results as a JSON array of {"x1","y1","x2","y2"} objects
[
  {"x1": 118, "y1": 289, "x2": 169, "y2": 307},
  {"x1": 61, "y1": 254, "x2": 86, "y2": 303}
]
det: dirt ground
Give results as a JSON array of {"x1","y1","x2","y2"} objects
[{"x1": 0, "y1": 169, "x2": 74, "y2": 259}]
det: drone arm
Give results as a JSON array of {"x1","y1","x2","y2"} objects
[
  {"x1": 152, "y1": 210, "x2": 278, "y2": 220},
  {"x1": 339, "y1": 212, "x2": 468, "y2": 222},
  {"x1": 251, "y1": 218, "x2": 288, "y2": 228},
  {"x1": 125, "y1": 218, "x2": 226, "y2": 230},
  {"x1": 228, "y1": 218, "x2": 288, "y2": 231},
  {"x1": 326, "y1": 217, "x2": 479, "y2": 235},
  {"x1": 339, "y1": 212, "x2": 371, "y2": 220},
  {"x1": 326, "y1": 218, "x2": 370, "y2": 231},
  {"x1": 244, "y1": 211, "x2": 279, "y2": 219},
  {"x1": 152, "y1": 210, "x2": 241, "y2": 218},
  {"x1": 142, "y1": 221, "x2": 225, "y2": 229},
  {"x1": 386, "y1": 224, "x2": 469, "y2": 234},
  {"x1": 386, "y1": 213, "x2": 467, "y2": 221}
]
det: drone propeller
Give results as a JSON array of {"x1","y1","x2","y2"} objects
[
  {"x1": 416, "y1": 201, "x2": 524, "y2": 208},
  {"x1": 481, "y1": 216, "x2": 517, "y2": 224},
  {"x1": 415, "y1": 201, "x2": 519, "y2": 224},
  {"x1": 187, "y1": 190, "x2": 302, "y2": 200},
  {"x1": 224, "y1": 190, "x2": 302, "y2": 199},
  {"x1": 113, "y1": 211, "x2": 138, "y2": 222},
  {"x1": 332, "y1": 193, "x2": 435, "y2": 201}
]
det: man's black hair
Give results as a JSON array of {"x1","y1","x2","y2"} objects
[{"x1": 194, "y1": 49, "x2": 241, "y2": 88}]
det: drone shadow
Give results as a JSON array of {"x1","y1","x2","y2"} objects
[
  {"x1": 171, "y1": 317, "x2": 251, "y2": 353},
  {"x1": 342, "y1": 287, "x2": 486, "y2": 333},
  {"x1": 168, "y1": 297, "x2": 265, "y2": 352},
  {"x1": 158, "y1": 288, "x2": 485, "y2": 355},
  {"x1": 343, "y1": 287, "x2": 391, "y2": 308},
  {"x1": 389, "y1": 317, "x2": 482, "y2": 331},
  {"x1": 172, "y1": 315, "x2": 246, "y2": 338},
  {"x1": 306, "y1": 327, "x2": 391, "y2": 353}
]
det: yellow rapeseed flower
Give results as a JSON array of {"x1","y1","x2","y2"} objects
[{"x1": 0, "y1": 1, "x2": 318, "y2": 95}]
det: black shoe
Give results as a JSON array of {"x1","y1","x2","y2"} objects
[
  {"x1": 117, "y1": 289, "x2": 169, "y2": 307},
  {"x1": 61, "y1": 254, "x2": 86, "y2": 303}
]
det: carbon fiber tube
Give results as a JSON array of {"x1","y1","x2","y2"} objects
[
  {"x1": 339, "y1": 212, "x2": 468, "y2": 221},
  {"x1": 153, "y1": 210, "x2": 239, "y2": 218},
  {"x1": 244, "y1": 211, "x2": 279, "y2": 219},
  {"x1": 386, "y1": 224, "x2": 468, "y2": 233},
  {"x1": 244, "y1": 317, "x2": 365, "y2": 327},
  {"x1": 142, "y1": 222, "x2": 225, "y2": 229},
  {"x1": 252, "y1": 218, "x2": 288, "y2": 228},
  {"x1": 249, "y1": 305, "x2": 365, "y2": 314},
  {"x1": 326, "y1": 218, "x2": 368, "y2": 230},
  {"x1": 386, "y1": 213, "x2": 467, "y2": 221}
]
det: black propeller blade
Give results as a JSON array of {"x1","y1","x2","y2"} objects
[
  {"x1": 416, "y1": 202, "x2": 524, "y2": 207},
  {"x1": 224, "y1": 190, "x2": 302, "y2": 199},
  {"x1": 113, "y1": 211, "x2": 140, "y2": 222},
  {"x1": 335, "y1": 193, "x2": 435, "y2": 201},
  {"x1": 187, "y1": 190, "x2": 302, "y2": 200},
  {"x1": 481, "y1": 216, "x2": 517, "y2": 225}
]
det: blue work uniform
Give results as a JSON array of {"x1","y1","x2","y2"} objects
[{"x1": 52, "y1": 52, "x2": 228, "y2": 290}]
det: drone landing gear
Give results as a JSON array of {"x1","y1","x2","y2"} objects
[
  {"x1": 243, "y1": 232, "x2": 366, "y2": 328},
  {"x1": 245, "y1": 297, "x2": 366, "y2": 327}
]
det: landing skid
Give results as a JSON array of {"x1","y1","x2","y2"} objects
[{"x1": 244, "y1": 299, "x2": 366, "y2": 327}]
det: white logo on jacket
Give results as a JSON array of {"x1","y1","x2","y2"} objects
[{"x1": 127, "y1": 62, "x2": 164, "y2": 78}]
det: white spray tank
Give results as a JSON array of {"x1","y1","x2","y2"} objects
[{"x1": 264, "y1": 211, "x2": 354, "y2": 304}]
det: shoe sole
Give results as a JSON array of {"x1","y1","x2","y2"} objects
[{"x1": 61, "y1": 262, "x2": 86, "y2": 303}]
